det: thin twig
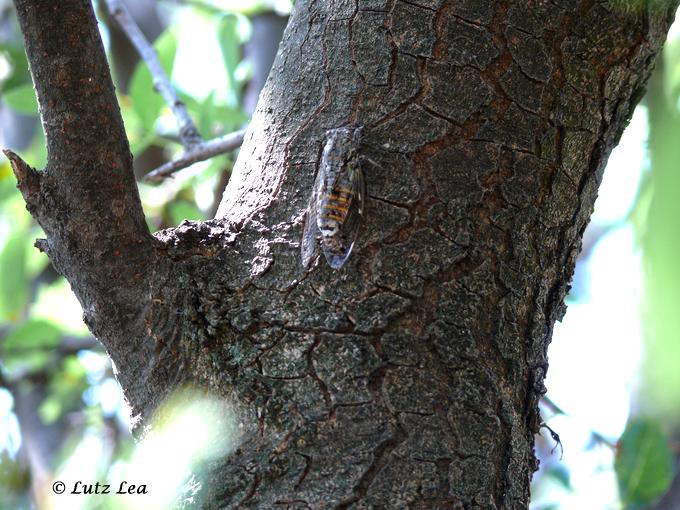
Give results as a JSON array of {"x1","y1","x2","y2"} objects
[
  {"x1": 105, "y1": 0, "x2": 202, "y2": 148},
  {"x1": 106, "y1": 0, "x2": 247, "y2": 181},
  {"x1": 105, "y1": 0, "x2": 247, "y2": 181},
  {"x1": 144, "y1": 128, "x2": 246, "y2": 182}
]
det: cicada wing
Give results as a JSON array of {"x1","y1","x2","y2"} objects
[
  {"x1": 322, "y1": 166, "x2": 365, "y2": 269},
  {"x1": 300, "y1": 172, "x2": 321, "y2": 268}
]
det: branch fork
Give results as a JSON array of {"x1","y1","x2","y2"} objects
[{"x1": 105, "y1": 0, "x2": 246, "y2": 181}]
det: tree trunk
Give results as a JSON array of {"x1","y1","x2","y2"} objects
[{"x1": 8, "y1": 0, "x2": 677, "y2": 507}]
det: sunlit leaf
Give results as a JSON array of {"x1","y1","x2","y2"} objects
[
  {"x1": 180, "y1": 90, "x2": 247, "y2": 138},
  {"x1": 0, "y1": 450, "x2": 31, "y2": 509},
  {"x1": 640, "y1": 65, "x2": 680, "y2": 421},
  {"x1": 3, "y1": 319, "x2": 62, "y2": 351},
  {"x1": 40, "y1": 356, "x2": 89, "y2": 424},
  {"x1": 0, "y1": 234, "x2": 28, "y2": 321},
  {"x1": 0, "y1": 164, "x2": 16, "y2": 204},
  {"x1": 1, "y1": 350, "x2": 51, "y2": 376},
  {"x1": 168, "y1": 201, "x2": 205, "y2": 224},
  {"x1": 129, "y1": 31, "x2": 178, "y2": 134},
  {"x1": 12, "y1": 125, "x2": 48, "y2": 170},
  {"x1": 130, "y1": 131, "x2": 157, "y2": 157},
  {"x1": 217, "y1": 14, "x2": 242, "y2": 107},
  {"x1": 0, "y1": 159, "x2": 12, "y2": 181},
  {"x1": 37, "y1": 396, "x2": 62, "y2": 424},
  {"x1": 662, "y1": 34, "x2": 680, "y2": 105},
  {"x1": 62, "y1": 355, "x2": 88, "y2": 382},
  {"x1": 0, "y1": 42, "x2": 31, "y2": 91},
  {"x1": 2, "y1": 84, "x2": 38, "y2": 116},
  {"x1": 615, "y1": 417, "x2": 673, "y2": 508},
  {"x1": 31, "y1": 278, "x2": 89, "y2": 335},
  {"x1": 196, "y1": 90, "x2": 217, "y2": 136},
  {"x1": 120, "y1": 94, "x2": 155, "y2": 155}
]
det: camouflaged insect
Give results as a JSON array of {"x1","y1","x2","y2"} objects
[{"x1": 301, "y1": 125, "x2": 366, "y2": 270}]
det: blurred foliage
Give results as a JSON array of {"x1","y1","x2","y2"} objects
[
  {"x1": 615, "y1": 417, "x2": 674, "y2": 508},
  {"x1": 636, "y1": 26, "x2": 680, "y2": 427},
  {"x1": 127, "y1": 30, "x2": 179, "y2": 150},
  {"x1": 168, "y1": 0, "x2": 294, "y2": 16},
  {"x1": 0, "y1": 450, "x2": 31, "y2": 509},
  {"x1": 0, "y1": 0, "x2": 267, "y2": 507}
]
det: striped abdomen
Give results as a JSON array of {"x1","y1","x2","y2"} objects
[{"x1": 318, "y1": 185, "x2": 354, "y2": 236}]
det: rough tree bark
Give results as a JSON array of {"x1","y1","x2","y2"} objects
[{"x1": 7, "y1": 0, "x2": 677, "y2": 508}]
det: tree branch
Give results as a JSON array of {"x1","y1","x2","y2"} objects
[
  {"x1": 144, "y1": 128, "x2": 246, "y2": 182},
  {"x1": 9, "y1": 0, "x2": 157, "y2": 421},
  {"x1": 9, "y1": 0, "x2": 155, "y2": 290}
]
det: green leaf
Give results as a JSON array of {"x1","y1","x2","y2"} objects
[
  {"x1": 545, "y1": 465, "x2": 572, "y2": 490},
  {"x1": 1, "y1": 350, "x2": 51, "y2": 377},
  {"x1": 0, "y1": 450, "x2": 30, "y2": 508},
  {"x1": 23, "y1": 127, "x2": 48, "y2": 170},
  {"x1": 0, "y1": 161, "x2": 16, "y2": 203},
  {"x1": 0, "y1": 234, "x2": 28, "y2": 320},
  {"x1": 128, "y1": 30, "x2": 178, "y2": 134},
  {"x1": 168, "y1": 201, "x2": 205, "y2": 224},
  {"x1": 196, "y1": 90, "x2": 217, "y2": 136},
  {"x1": 179, "y1": 89, "x2": 247, "y2": 138},
  {"x1": 24, "y1": 229, "x2": 49, "y2": 279},
  {"x1": 2, "y1": 84, "x2": 38, "y2": 116},
  {"x1": 640, "y1": 72, "x2": 680, "y2": 420},
  {"x1": 615, "y1": 417, "x2": 674, "y2": 508},
  {"x1": 62, "y1": 355, "x2": 88, "y2": 381},
  {"x1": 38, "y1": 396, "x2": 63, "y2": 424},
  {"x1": 217, "y1": 14, "x2": 243, "y2": 107},
  {"x1": 0, "y1": 320, "x2": 59, "y2": 378},
  {"x1": 3, "y1": 319, "x2": 62, "y2": 352},
  {"x1": 130, "y1": 131, "x2": 157, "y2": 157},
  {"x1": 119, "y1": 96, "x2": 156, "y2": 155},
  {"x1": 0, "y1": 42, "x2": 31, "y2": 91},
  {"x1": 40, "y1": 356, "x2": 89, "y2": 424}
]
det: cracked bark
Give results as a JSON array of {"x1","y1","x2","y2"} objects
[{"x1": 8, "y1": 0, "x2": 677, "y2": 508}]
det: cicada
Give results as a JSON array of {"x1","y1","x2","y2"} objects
[{"x1": 301, "y1": 125, "x2": 366, "y2": 269}]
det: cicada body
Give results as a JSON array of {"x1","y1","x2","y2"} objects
[{"x1": 301, "y1": 125, "x2": 365, "y2": 270}]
